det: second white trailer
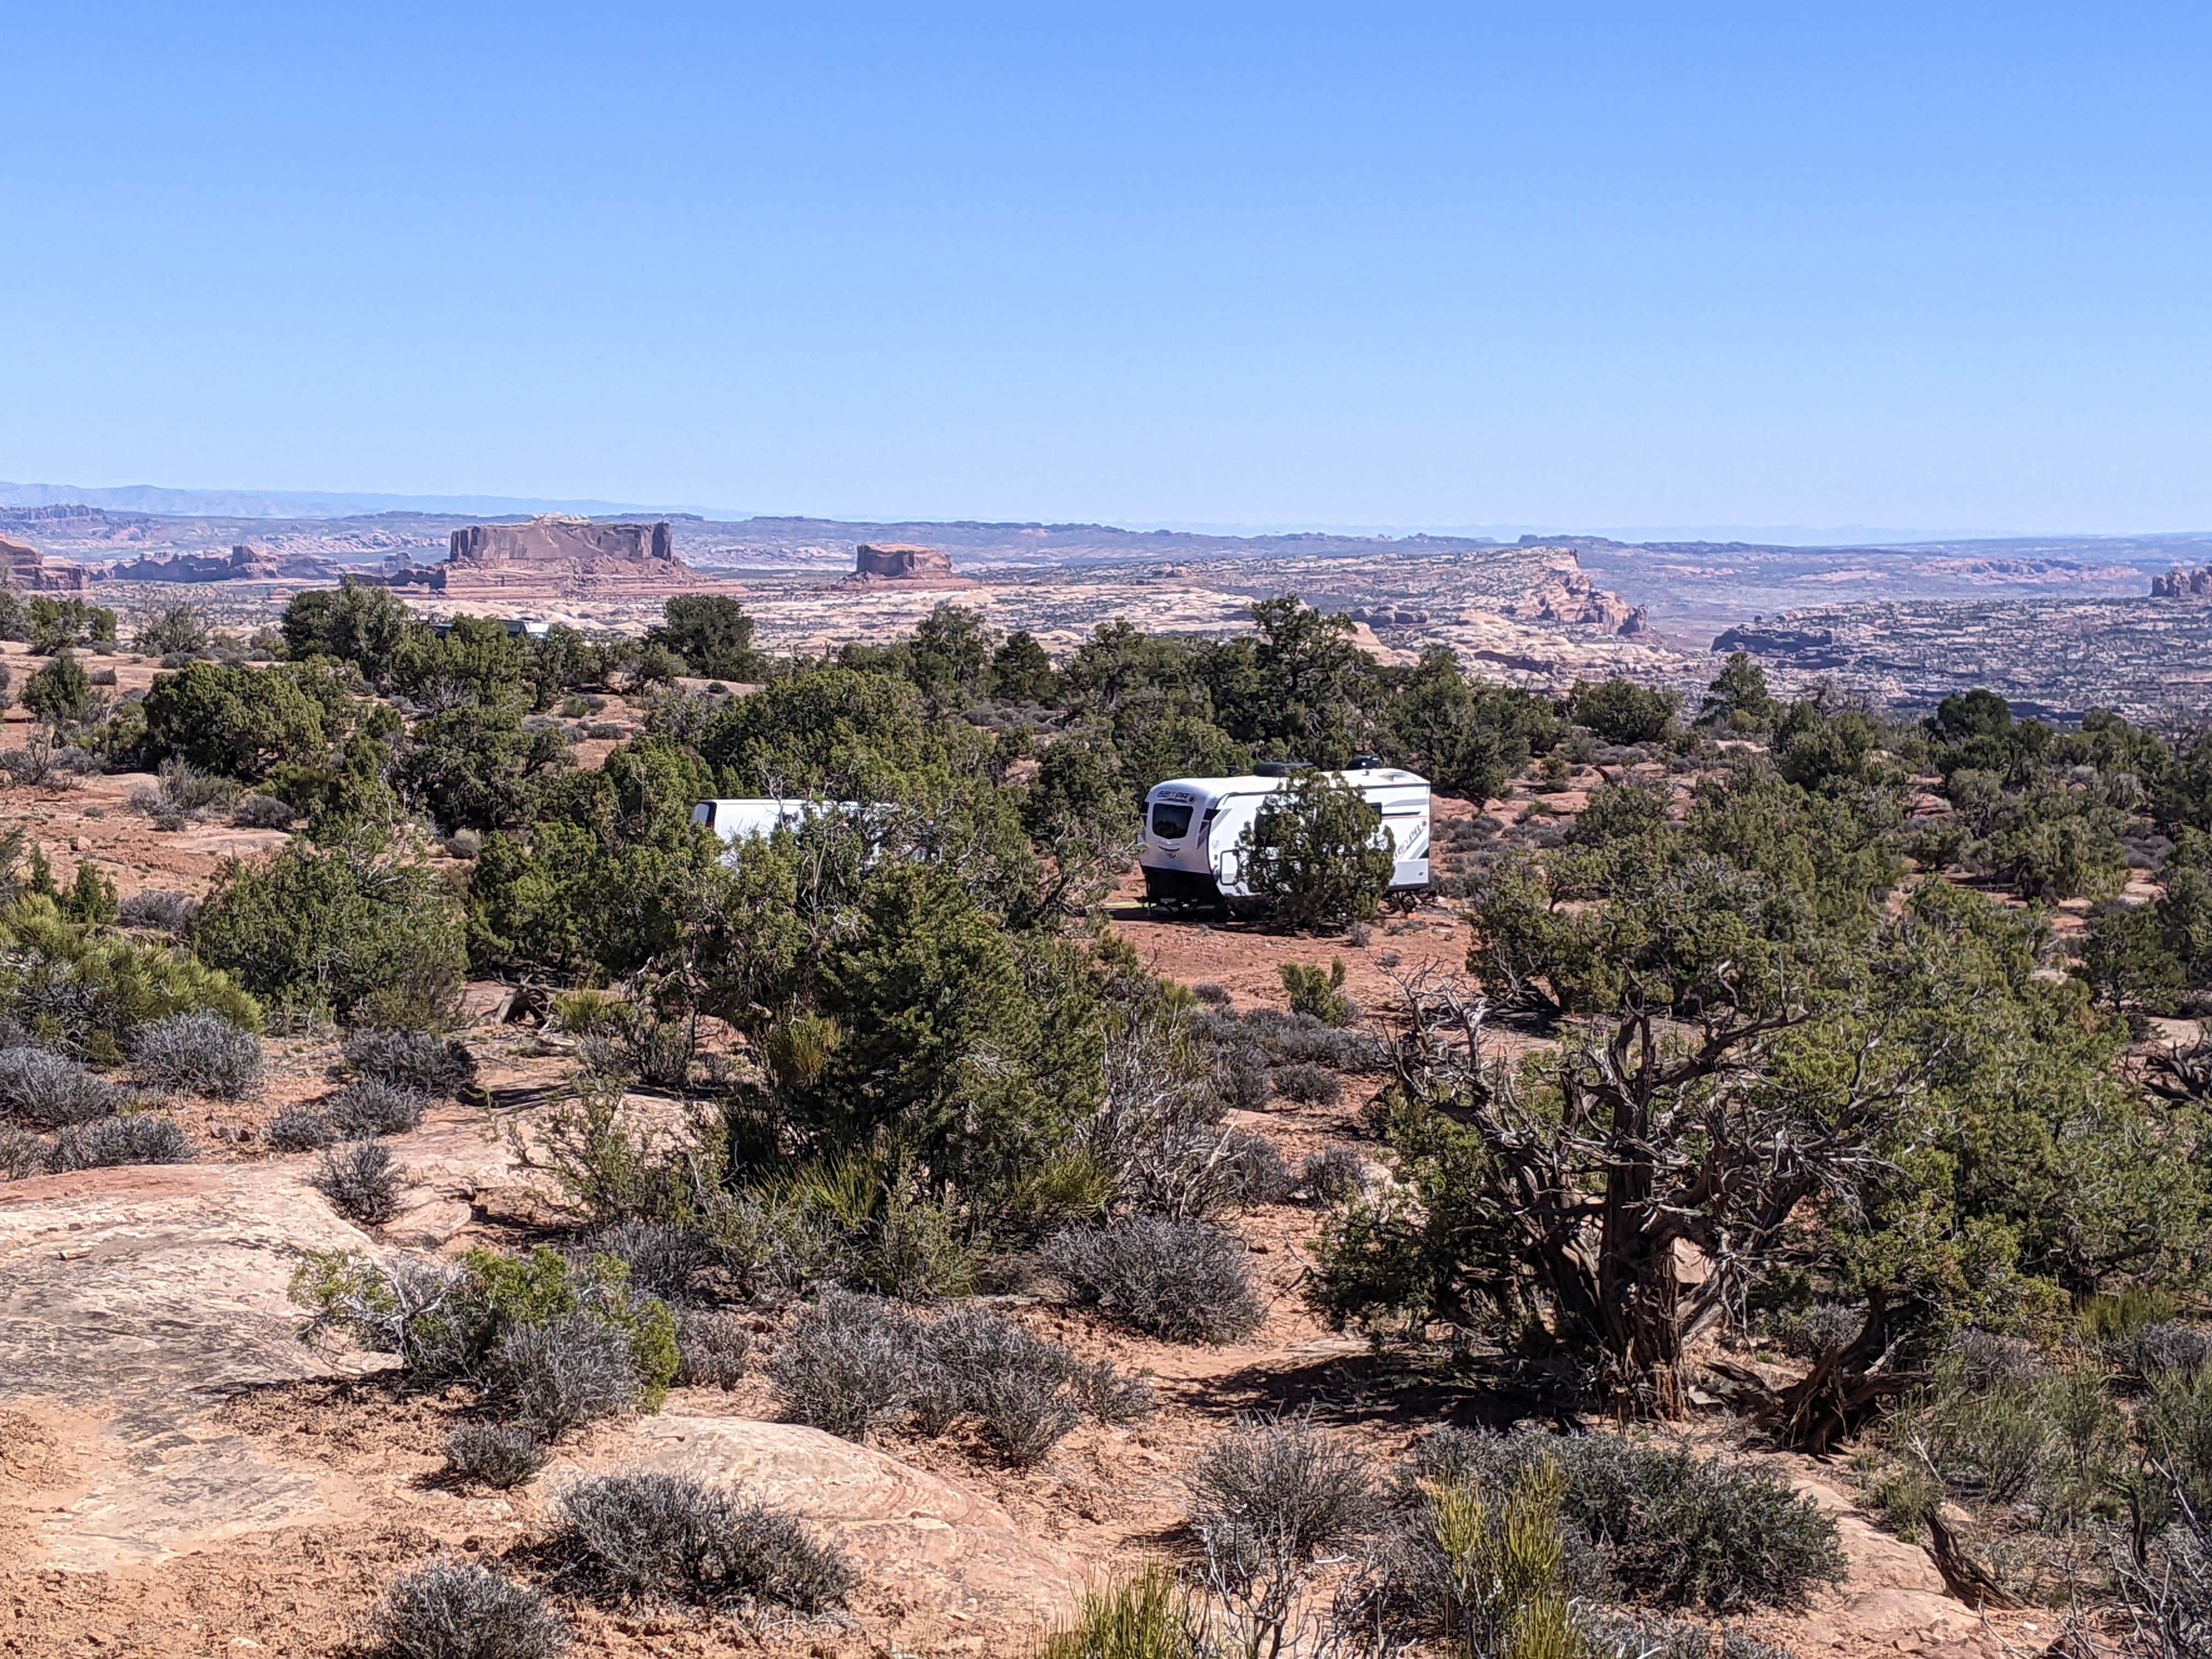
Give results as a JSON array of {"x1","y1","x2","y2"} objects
[{"x1": 1137, "y1": 764, "x2": 1431, "y2": 907}]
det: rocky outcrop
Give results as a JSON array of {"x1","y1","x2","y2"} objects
[
  {"x1": 840, "y1": 543, "x2": 973, "y2": 589},
  {"x1": 0, "y1": 1145, "x2": 1084, "y2": 1635},
  {"x1": 103, "y1": 544, "x2": 344, "y2": 583},
  {"x1": 0, "y1": 1160, "x2": 390, "y2": 1568},
  {"x1": 449, "y1": 516, "x2": 675, "y2": 571},
  {"x1": 1505, "y1": 564, "x2": 1647, "y2": 635},
  {"x1": 1711, "y1": 624, "x2": 1852, "y2": 669},
  {"x1": 1348, "y1": 605, "x2": 1430, "y2": 626},
  {"x1": 0, "y1": 533, "x2": 91, "y2": 592},
  {"x1": 378, "y1": 514, "x2": 716, "y2": 599},
  {"x1": 856, "y1": 543, "x2": 952, "y2": 579},
  {"x1": 2154, "y1": 566, "x2": 2212, "y2": 597}
]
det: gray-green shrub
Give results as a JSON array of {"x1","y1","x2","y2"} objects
[
  {"x1": 55, "y1": 1113, "x2": 191, "y2": 1169},
  {"x1": 324, "y1": 1079, "x2": 427, "y2": 1138},
  {"x1": 490, "y1": 1312, "x2": 642, "y2": 1441},
  {"x1": 1041, "y1": 1215, "x2": 1266, "y2": 1343},
  {"x1": 1404, "y1": 1427, "x2": 1844, "y2": 1612},
  {"x1": 128, "y1": 1011, "x2": 263, "y2": 1098},
  {"x1": 550, "y1": 1470, "x2": 853, "y2": 1612},
  {"x1": 770, "y1": 1290, "x2": 921, "y2": 1443},
  {"x1": 0, "y1": 1046, "x2": 119, "y2": 1126},
  {"x1": 772, "y1": 1290, "x2": 1148, "y2": 1464},
  {"x1": 311, "y1": 1138, "x2": 404, "y2": 1224},
  {"x1": 443, "y1": 1423, "x2": 549, "y2": 1491},
  {"x1": 1188, "y1": 1416, "x2": 1381, "y2": 1581},
  {"x1": 674, "y1": 1308, "x2": 751, "y2": 1390},
  {"x1": 368, "y1": 1561, "x2": 569, "y2": 1659},
  {"x1": 266, "y1": 1108, "x2": 336, "y2": 1152},
  {"x1": 345, "y1": 1026, "x2": 476, "y2": 1096},
  {"x1": 0, "y1": 1124, "x2": 49, "y2": 1179},
  {"x1": 585, "y1": 1220, "x2": 714, "y2": 1302}
]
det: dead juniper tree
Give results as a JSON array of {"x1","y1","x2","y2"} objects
[
  {"x1": 1323, "y1": 955, "x2": 1930, "y2": 1419},
  {"x1": 2115, "y1": 1477, "x2": 2212, "y2": 1659}
]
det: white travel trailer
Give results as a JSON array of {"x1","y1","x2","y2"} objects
[
  {"x1": 1137, "y1": 763, "x2": 1431, "y2": 908},
  {"x1": 691, "y1": 798, "x2": 865, "y2": 855}
]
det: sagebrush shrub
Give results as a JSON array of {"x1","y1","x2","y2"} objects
[
  {"x1": 230, "y1": 793, "x2": 297, "y2": 830},
  {"x1": 0, "y1": 1123, "x2": 49, "y2": 1179},
  {"x1": 1301, "y1": 1146, "x2": 1367, "y2": 1204},
  {"x1": 582, "y1": 1021, "x2": 695, "y2": 1094},
  {"x1": 1403, "y1": 1427, "x2": 1844, "y2": 1611},
  {"x1": 117, "y1": 889, "x2": 198, "y2": 935},
  {"x1": 1191, "y1": 981, "x2": 1232, "y2": 1006},
  {"x1": 771, "y1": 1291, "x2": 1146, "y2": 1463},
  {"x1": 1041, "y1": 1215, "x2": 1266, "y2": 1343},
  {"x1": 914, "y1": 1305, "x2": 1084, "y2": 1462},
  {"x1": 1239, "y1": 1009, "x2": 1381, "y2": 1070},
  {"x1": 128, "y1": 1011, "x2": 264, "y2": 1098},
  {"x1": 1189, "y1": 1417, "x2": 1381, "y2": 1577},
  {"x1": 492, "y1": 1313, "x2": 642, "y2": 1441},
  {"x1": 345, "y1": 1027, "x2": 476, "y2": 1096},
  {"x1": 0, "y1": 1046, "x2": 119, "y2": 1126},
  {"x1": 2124, "y1": 1323, "x2": 2211, "y2": 1383},
  {"x1": 1877, "y1": 1366, "x2": 2058, "y2": 1513},
  {"x1": 1222, "y1": 1129, "x2": 1293, "y2": 1206},
  {"x1": 266, "y1": 1107, "x2": 336, "y2": 1152},
  {"x1": 1947, "y1": 1327, "x2": 2046, "y2": 1385},
  {"x1": 771, "y1": 1289, "x2": 922, "y2": 1442},
  {"x1": 674, "y1": 1308, "x2": 751, "y2": 1390},
  {"x1": 129, "y1": 760, "x2": 234, "y2": 823},
  {"x1": 587, "y1": 1220, "x2": 714, "y2": 1301},
  {"x1": 324, "y1": 1079, "x2": 428, "y2": 1138},
  {"x1": 55, "y1": 1113, "x2": 191, "y2": 1169},
  {"x1": 311, "y1": 1138, "x2": 405, "y2": 1224},
  {"x1": 551, "y1": 1471, "x2": 854, "y2": 1612},
  {"x1": 444, "y1": 1423, "x2": 549, "y2": 1491},
  {"x1": 368, "y1": 1560, "x2": 569, "y2": 1659},
  {"x1": 1270, "y1": 1062, "x2": 1342, "y2": 1106}
]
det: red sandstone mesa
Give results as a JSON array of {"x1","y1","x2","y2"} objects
[{"x1": 379, "y1": 515, "x2": 721, "y2": 599}]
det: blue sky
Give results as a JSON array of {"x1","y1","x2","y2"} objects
[{"x1": 4, "y1": 3, "x2": 2209, "y2": 534}]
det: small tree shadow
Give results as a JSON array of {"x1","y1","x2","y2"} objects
[{"x1": 1192, "y1": 1347, "x2": 1568, "y2": 1434}]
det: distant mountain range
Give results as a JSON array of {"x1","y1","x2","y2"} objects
[{"x1": 0, "y1": 481, "x2": 757, "y2": 521}]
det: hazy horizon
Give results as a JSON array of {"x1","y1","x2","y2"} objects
[{"x1": 4, "y1": 477, "x2": 2201, "y2": 552}]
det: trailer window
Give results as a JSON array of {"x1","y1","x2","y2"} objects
[{"x1": 1149, "y1": 801, "x2": 1194, "y2": 839}]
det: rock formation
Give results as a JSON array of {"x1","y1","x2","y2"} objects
[
  {"x1": 379, "y1": 514, "x2": 716, "y2": 598},
  {"x1": 839, "y1": 542, "x2": 974, "y2": 589},
  {"x1": 856, "y1": 542, "x2": 954, "y2": 579},
  {"x1": 1505, "y1": 563, "x2": 1647, "y2": 635},
  {"x1": 1348, "y1": 605, "x2": 1430, "y2": 626},
  {"x1": 2153, "y1": 565, "x2": 2212, "y2": 597},
  {"x1": 103, "y1": 544, "x2": 342, "y2": 583},
  {"x1": 0, "y1": 532, "x2": 91, "y2": 592}
]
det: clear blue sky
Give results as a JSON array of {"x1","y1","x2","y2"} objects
[{"x1": 4, "y1": 3, "x2": 2210, "y2": 534}]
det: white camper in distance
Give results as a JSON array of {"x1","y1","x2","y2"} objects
[
  {"x1": 691, "y1": 799, "x2": 864, "y2": 855},
  {"x1": 1137, "y1": 764, "x2": 1430, "y2": 908}
]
